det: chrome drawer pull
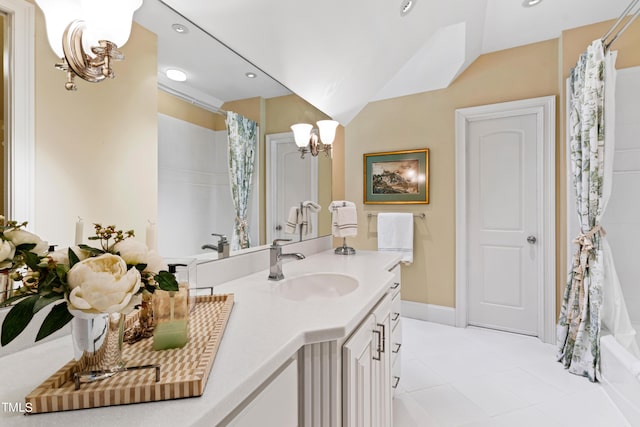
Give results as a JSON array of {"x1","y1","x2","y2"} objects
[
  {"x1": 372, "y1": 329, "x2": 382, "y2": 361},
  {"x1": 390, "y1": 282, "x2": 400, "y2": 290},
  {"x1": 377, "y1": 323, "x2": 386, "y2": 353},
  {"x1": 392, "y1": 343, "x2": 402, "y2": 354},
  {"x1": 392, "y1": 312, "x2": 400, "y2": 321},
  {"x1": 392, "y1": 376, "x2": 400, "y2": 389}
]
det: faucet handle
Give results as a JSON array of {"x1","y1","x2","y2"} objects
[
  {"x1": 211, "y1": 233, "x2": 228, "y2": 242},
  {"x1": 272, "y1": 238, "x2": 291, "y2": 247}
]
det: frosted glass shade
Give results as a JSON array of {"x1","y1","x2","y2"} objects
[
  {"x1": 36, "y1": 0, "x2": 81, "y2": 58},
  {"x1": 82, "y1": 0, "x2": 143, "y2": 50},
  {"x1": 317, "y1": 120, "x2": 339, "y2": 145},
  {"x1": 291, "y1": 123, "x2": 313, "y2": 148},
  {"x1": 35, "y1": 0, "x2": 142, "y2": 58}
]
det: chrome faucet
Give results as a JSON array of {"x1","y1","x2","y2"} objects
[
  {"x1": 268, "y1": 239, "x2": 305, "y2": 281},
  {"x1": 201, "y1": 233, "x2": 230, "y2": 258}
]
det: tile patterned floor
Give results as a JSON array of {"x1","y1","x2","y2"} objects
[{"x1": 393, "y1": 318, "x2": 631, "y2": 427}]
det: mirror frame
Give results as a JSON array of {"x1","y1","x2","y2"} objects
[{"x1": 3, "y1": 0, "x2": 34, "y2": 227}]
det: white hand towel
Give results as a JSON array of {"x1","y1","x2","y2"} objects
[
  {"x1": 301, "y1": 201, "x2": 321, "y2": 236},
  {"x1": 329, "y1": 200, "x2": 358, "y2": 238},
  {"x1": 377, "y1": 212, "x2": 413, "y2": 264},
  {"x1": 285, "y1": 206, "x2": 300, "y2": 234}
]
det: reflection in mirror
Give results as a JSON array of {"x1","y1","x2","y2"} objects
[
  {"x1": 134, "y1": 0, "x2": 333, "y2": 259},
  {"x1": 1, "y1": 12, "x2": 5, "y2": 218}
]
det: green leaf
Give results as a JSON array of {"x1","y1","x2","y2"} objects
[
  {"x1": 68, "y1": 247, "x2": 80, "y2": 268},
  {"x1": 0, "y1": 291, "x2": 37, "y2": 308},
  {"x1": 1, "y1": 295, "x2": 38, "y2": 346},
  {"x1": 15, "y1": 242, "x2": 36, "y2": 252},
  {"x1": 33, "y1": 293, "x2": 63, "y2": 313},
  {"x1": 78, "y1": 244, "x2": 104, "y2": 257},
  {"x1": 35, "y1": 303, "x2": 73, "y2": 342},
  {"x1": 23, "y1": 251, "x2": 41, "y2": 271},
  {"x1": 155, "y1": 270, "x2": 179, "y2": 292},
  {"x1": 133, "y1": 263, "x2": 147, "y2": 272}
]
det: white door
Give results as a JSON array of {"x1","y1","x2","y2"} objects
[
  {"x1": 266, "y1": 133, "x2": 318, "y2": 243},
  {"x1": 467, "y1": 113, "x2": 539, "y2": 335}
]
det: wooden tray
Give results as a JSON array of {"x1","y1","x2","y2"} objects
[{"x1": 25, "y1": 294, "x2": 234, "y2": 414}]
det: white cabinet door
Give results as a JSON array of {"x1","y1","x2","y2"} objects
[
  {"x1": 226, "y1": 358, "x2": 298, "y2": 427},
  {"x1": 343, "y1": 313, "x2": 376, "y2": 427},
  {"x1": 343, "y1": 291, "x2": 394, "y2": 427}
]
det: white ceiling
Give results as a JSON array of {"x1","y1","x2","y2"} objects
[{"x1": 136, "y1": 0, "x2": 634, "y2": 124}]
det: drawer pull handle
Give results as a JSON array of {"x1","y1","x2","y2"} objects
[
  {"x1": 372, "y1": 330, "x2": 382, "y2": 361},
  {"x1": 377, "y1": 323, "x2": 386, "y2": 353},
  {"x1": 390, "y1": 282, "x2": 400, "y2": 290},
  {"x1": 392, "y1": 376, "x2": 400, "y2": 389},
  {"x1": 392, "y1": 343, "x2": 402, "y2": 353},
  {"x1": 392, "y1": 312, "x2": 400, "y2": 321}
]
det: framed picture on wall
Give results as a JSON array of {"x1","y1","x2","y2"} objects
[{"x1": 363, "y1": 148, "x2": 429, "y2": 204}]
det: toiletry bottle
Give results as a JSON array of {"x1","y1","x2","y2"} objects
[{"x1": 152, "y1": 264, "x2": 189, "y2": 350}]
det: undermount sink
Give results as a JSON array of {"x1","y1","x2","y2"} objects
[{"x1": 276, "y1": 273, "x2": 359, "y2": 301}]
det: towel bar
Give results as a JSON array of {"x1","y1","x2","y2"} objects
[{"x1": 367, "y1": 213, "x2": 425, "y2": 219}]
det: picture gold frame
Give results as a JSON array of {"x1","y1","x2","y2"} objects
[{"x1": 363, "y1": 148, "x2": 429, "y2": 204}]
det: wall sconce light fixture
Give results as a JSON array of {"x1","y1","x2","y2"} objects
[
  {"x1": 36, "y1": 0, "x2": 143, "y2": 91},
  {"x1": 291, "y1": 120, "x2": 339, "y2": 159}
]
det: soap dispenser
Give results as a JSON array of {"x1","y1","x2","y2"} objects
[{"x1": 152, "y1": 263, "x2": 189, "y2": 350}]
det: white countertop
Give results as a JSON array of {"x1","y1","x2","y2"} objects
[{"x1": 0, "y1": 249, "x2": 400, "y2": 426}]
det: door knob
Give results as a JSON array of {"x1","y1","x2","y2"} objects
[{"x1": 527, "y1": 235, "x2": 537, "y2": 244}]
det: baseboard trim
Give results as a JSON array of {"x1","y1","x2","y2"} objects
[{"x1": 401, "y1": 301, "x2": 456, "y2": 326}]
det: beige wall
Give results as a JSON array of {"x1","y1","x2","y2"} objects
[
  {"x1": 33, "y1": 4, "x2": 158, "y2": 246},
  {"x1": 345, "y1": 18, "x2": 640, "y2": 312},
  {"x1": 345, "y1": 39, "x2": 559, "y2": 307}
]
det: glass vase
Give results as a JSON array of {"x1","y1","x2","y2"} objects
[
  {"x1": 72, "y1": 312, "x2": 126, "y2": 375},
  {"x1": 0, "y1": 269, "x2": 12, "y2": 304}
]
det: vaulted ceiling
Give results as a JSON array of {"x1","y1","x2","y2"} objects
[{"x1": 140, "y1": 0, "x2": 633, "y2": 124}]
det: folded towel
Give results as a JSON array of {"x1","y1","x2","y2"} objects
[
  {"x1": 301, "y1": 201, "x2": 321, "y2": 236},
  {"x1": 285, "y1": 206, "x2": 300, "y2": 235},
  {"x1": 377, "y1": 212, "x2": 413, "y2": 264},
  {"x1": 329, "y1": 200, "x2": 358, "y2": 238}
]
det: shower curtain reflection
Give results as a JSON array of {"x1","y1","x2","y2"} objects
[{"x1": 157, "y1": 113, "x2": 258, "y2": 257}]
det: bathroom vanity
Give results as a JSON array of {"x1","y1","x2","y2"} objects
[{"x1": 0, "y1": 245, "x2": 401, "y2": 426}]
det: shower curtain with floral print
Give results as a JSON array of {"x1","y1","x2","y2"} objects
[
  {"x1": 557, "y1": 39, "x2": 616, "y2": 382},
  {"x1": 226, "y1": 111, "x2": 257, "y2": 251}
]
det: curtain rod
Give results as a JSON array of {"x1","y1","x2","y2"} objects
[
  {"x1": 602, "y1": 0, "x2": 640, "y2": 50},
  {"x1": 158, "y1": 82, "x2": 228, "y2": 116}
]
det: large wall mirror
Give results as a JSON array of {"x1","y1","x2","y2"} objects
[
  {"x1": 2, "y1": 0, "x2": 331, "y2": 267},
  {"x1": 134, "y1": 0, "x2": 333, "y2": 259}
]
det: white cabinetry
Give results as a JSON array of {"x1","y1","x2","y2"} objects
[
  {"x1": 343, "y1": 264, "x2": 401, "y2": 427},
  {"x1": 389, "y1": 266, "x2": 402, "y2": 394},
  {"x1": 222, "y1": 357, "x2": 298, "y2": 427}
]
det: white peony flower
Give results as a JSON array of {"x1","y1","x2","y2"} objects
[
  {"x1": 112, "y1": 239, "x2": 148, "y2": 266},
  {"x1": 50, "y1": 246, "x2": 91, "y2": 266},
  {"x1": 144, "y1": 249, "x2": 168, "y2": 274},
  {"x1": 112, "y1": 239, "x2": 167, "y2": 274},
  {"x1": 3, "y1": 229, "x2": 48, "y2": 255},
  {"x1": 0, "y1": 240, "x2": 16, "y2": 270},
  {"x1": 66, "y1": 253, "x2": 141, "y2": 317}
]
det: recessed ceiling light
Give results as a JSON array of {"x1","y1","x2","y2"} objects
[
  {"x1": 522, "y1": 0, "x2": 542, "y2": 7},
  {"x1": 400, "y1": 0, "x2": 416, "y2": 17},
  {"x1": 166, "y1": 69, "x2": 187, "y2": 82},
  {"x1": 245, "y1": 72, "x2": 257, "y2": 79},
  {"x1": 171, "y1": 23, "x2": 189, "y2": 34}
]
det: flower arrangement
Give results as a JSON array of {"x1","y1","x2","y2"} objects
[{"x1": 0, "y1": 218, "x2": 178, "y2": 347}]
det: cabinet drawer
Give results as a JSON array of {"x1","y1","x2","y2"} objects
[
  {"x1": 391, "y1": 320, "x2": 402, "y2": 366},
  {"x1": 391, "y1": 292, "x2": 401, "y2": 331},
  {"x1": 392, "y1": 357, "x2": 402, "y2": 396}
]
